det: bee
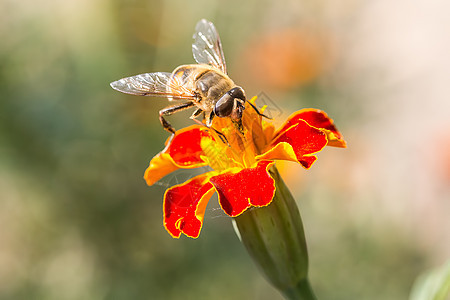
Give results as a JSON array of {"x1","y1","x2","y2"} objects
[{"x1": 110, "y1": 19, "x2": 266, "y2": 137}]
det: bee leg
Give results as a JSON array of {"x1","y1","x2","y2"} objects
[
  {"x1": 189, "y1": 108, "x2": 203, "y2": 120},
  {"x1": 247, "y1": 101, "x2": 272, "y2": 120},
  {"x1": 159, "y1": 102, "x2": 196, "y2": 134},
  {"x1": 191, "y1": 117, "x2": 229, "y2": 146},
  {"x1": 190, "y1": 110, "x2": 229, "y2": 145},
  {"x1": 206, "y1": 112, "x2": 230, "y2": 145},
  {"x1": 214, "y1": 129, "x2": 229, "y2": 145},
  {"x1": 190, "y1": 109, "x2": 229, "y2": 142}
]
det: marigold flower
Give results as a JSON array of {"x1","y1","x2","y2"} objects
[{"x1": 144, "y1": 96, "x2": 346, "y2": 239}]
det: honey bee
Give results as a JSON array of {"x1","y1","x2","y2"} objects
[{"x1": 110, "y1": 19, "x2": 266, "y2": 137}]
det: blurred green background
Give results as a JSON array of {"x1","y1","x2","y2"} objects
[{"x1": 1, "y1": 0, "x2": 449, "y2": 299}]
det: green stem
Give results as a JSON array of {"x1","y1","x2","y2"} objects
[
  {"x1": 281, "y1": 278, "x2": 317, "y2": 300},
  {"x1": 233, "y1": 166, "x2": 317, "y2": 300}
]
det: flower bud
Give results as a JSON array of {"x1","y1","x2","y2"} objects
[{"x1": 233, "y1": 167, "x2": 316, "y2": 300}]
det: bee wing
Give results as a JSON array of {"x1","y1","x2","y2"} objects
[
  {"x1": 192, "y1": 19, "x2": 227, "y2": 74},
  {"x1": 110, "y1": 72, "x2": 197, "y2": 100}
]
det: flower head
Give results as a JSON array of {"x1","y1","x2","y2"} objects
[{"x1": 144, "y1": 97, "x2": 346, "y2": 238}]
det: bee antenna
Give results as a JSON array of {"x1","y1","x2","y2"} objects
[{"x1": 247, "y1": 101, "x2": 272, "y2": 120}]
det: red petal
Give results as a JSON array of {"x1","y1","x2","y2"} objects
[
  {"x1": 276, "y1": 109, "x2": 346, "y2": 148},
  {"x1": 209, "y1": 161, "x2": 275, "y2": 217},
  {"x1": 165, "y1": 125, "x2": 214, "y2": 167},
  {"x1": 259, "y1": 120, "x2": 327, "y2": 169},
  {"x1": 164, "y1": 173, "x2": 215, "y2": 238}
]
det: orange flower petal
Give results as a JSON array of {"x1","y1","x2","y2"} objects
[
  {"x1": 258, "y1": 119, "x2": 327, "y2": 169},
  {"x1": 209, "y1": 160, "x2": 276, "y2": 217},
  {"x1": 144, "y1": 152, "x2": 180, "y2": 186},
  {"x1": 163, "y1": 173, "x2": 216, "y2": 238},
  {"x1": 276, "y1": 109, "x2": 346, "y2": 148}
]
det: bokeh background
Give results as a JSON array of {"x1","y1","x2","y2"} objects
[{"x1": 1, "y1": 0, "x2": 449, "y2": 299}]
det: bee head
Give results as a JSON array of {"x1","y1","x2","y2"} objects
[{"x1": 214, "y1": 87, "x2": 246, "y2": 122}]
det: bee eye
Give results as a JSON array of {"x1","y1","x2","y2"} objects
[
  {"x1": 227, "y1": 87, "x2": 246, "y2": 101},
  {"x1": 214, "y1": 93, "x2": 234, "y2": 117}
]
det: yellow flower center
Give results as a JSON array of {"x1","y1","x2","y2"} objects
[{"x1": 200, "y1": 97, "x2": 274, "y2": 172}]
